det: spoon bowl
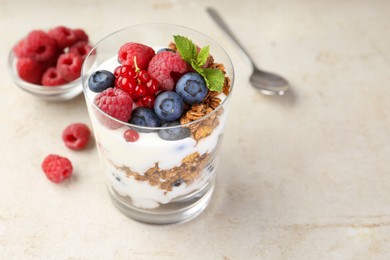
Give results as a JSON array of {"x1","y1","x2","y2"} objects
[{"x1": 250, "y1": 67, "x2": 289, "y2": 95}]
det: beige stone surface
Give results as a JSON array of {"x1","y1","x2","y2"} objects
[{"x1": 1, "y1": 0, "x2": 390, "y2": 259}]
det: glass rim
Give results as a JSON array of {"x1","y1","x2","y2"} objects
[{"x1": 81, "y1": 23, "x2": 235, "y2": 131}]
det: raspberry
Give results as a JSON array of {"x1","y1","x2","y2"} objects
[
  {"x1": 147, "y1": 51, "x2": 189, "y2": 91},
  {"x1": 62, "y1": 123, "x2": 91, "y2": 150},
  {"x1": 48, "y1": 26, "x2": 78, "y2": 49},
  {"x1": 56, "y1": 53, "x2": 83, "y2": 82},
  {"x1": 16, "y1": 57, "x2": 44, "y2": 84},
  {"x1": 94, "y1": 88, "x2": 133, "y2": 129},
  {"x1": 73, "y1": 29, "x2": 89, "y2": 42},
  {"x1": 118, "y1": 42, "x2": 155, "y2": 70},
  {"x1": 41, "y1": 154, "x2": 73, "y2": 183},
  {"x1": 69, "y1": 41, "x2": 92, "y2": 60},
  {"x1": 23, "y1": 30, "x2": 58, "y2": 61},
  {"x1": 13, "y1": 39, "x2": 26, "y2": 58},
  {"x1": 41, "y1": 67, "x2": 68, "y2": 86}
]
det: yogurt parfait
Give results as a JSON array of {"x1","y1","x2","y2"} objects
[{"x1": 82, "y1": 24, "x2": 234, "y2": 224}]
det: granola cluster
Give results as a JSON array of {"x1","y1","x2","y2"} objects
[{"x1": 114, "y1": 152, "x2": 212, "y2": 192}]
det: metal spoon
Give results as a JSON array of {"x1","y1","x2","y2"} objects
[{"x1": 206, "y1": 7, "x2": 289, "y2": 95}]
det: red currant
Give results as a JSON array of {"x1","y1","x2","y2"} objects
[
  {"x1": 140, "y1": 95, "x2": 156, "y2": 108},
  {"x1": 145, "y1": 78, "x2": 159, "y2": 94},
  {"x1": 114, "y1": 65, "x2": 136, "y2": 77},
  {"x1": 123, "y1": 129, "x2": 139, "y2": 142},
  {"x1": 114, "y1": 66, "x2": 122, "y2": 77},
  {"x1": 113, "y1": 65, "x2": 159, "y2": 108},
  {"x1": 138, "y1": 70, "x2": 151, "y2": 83},
  {"x1": 134, "y1": 84, "x2": 147, "y2": 98},
  {"x1": 116, "y1": 75, "x2": 137, "y2": 96}
]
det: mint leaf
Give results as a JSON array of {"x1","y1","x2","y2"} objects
[
  {"x1": 197, "y1": 45, "x2": 210, "y2": 67},
  {"x1": 173, "y1": 35, "x2": 197, "y2": 64},
  {"x1": 175, "y1": 35, "x2": 225, "y2": 93},
  {"x1": 190, "y1": 59, "x2": 204, "y2": 74},
  {"x1": 203, "y1": 68, "x2": 225, "y2": 92}
]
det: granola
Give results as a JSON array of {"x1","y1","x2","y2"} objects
[{"x1": 113, "y1": 152, "x2": 211, "y2": 192}]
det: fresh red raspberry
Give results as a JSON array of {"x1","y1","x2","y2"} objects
[
  {"x1": 56, "y1": 53, "x2": 83, "y2": 82},
  {"x1": 69, "y1": 41, "x2": 92, "y2": 60},
  {"x1": 48, "y1": 26, "x2": 78, "y2": 49},
  {"x1": 94, "y1": 88, "x2": 133, "y2": 129},
  {"x1": 41, "y1": 48, "x2": 64, "y2": 69},
  {"x1": 41, "y1": 67, "x2": 68, "y2": 86},
  {"x1": 118, "y1": 42, "x2": 155, "y2": 70},
  {"x1": 16, "y1": 57, "x2": 45, "y2": 84},
  {"x1": 23, "y1": 30, "x2": 58, "y2": 61},
  {"x1": 147, "y1": 51, "x2": 189, "y2": 91},
  {"x1": 73, "y1": 29, "x2": 89, "y2": 42},
  {"x1": 41, "y1": 154, "x2": 73, "y2": 183},
  {"x1": 62, "y1": 123, "x2": 91, "y2": 150},
  {"x1": 13, "y1": 39, "x2": 27, "y2": 58}
]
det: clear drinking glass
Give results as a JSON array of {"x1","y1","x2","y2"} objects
[{"x1": 81, "y1": 24, "x2": 234, "y2": 224}]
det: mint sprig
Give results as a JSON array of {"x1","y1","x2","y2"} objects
[{"x1": 173, "y1": 35, "x2": 225, "y2": 92}]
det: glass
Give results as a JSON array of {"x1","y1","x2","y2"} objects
[{"x1": 81, "y1": 24, "x2": 234, "y2": 224}]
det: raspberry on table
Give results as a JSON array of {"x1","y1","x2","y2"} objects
[
  {"x1": 118, "y1": 42, "x2": 155, "y2": 70},
  {"x1": 69, "y1": 41, "x2": 92, "y2": 60},
  {"x1": 56, "y1": 52, "x2": 83, "y2": 82},
  {"x1": 41, "y1": 154, "x2": 73, "y2": 183},
  {"x1": 48, "y1": 26, "x2": 78, "y2": 49},
  {"x1": 62, "y1": 123, "x2": 91, "y2": 150},
  {"x1": 147, "y1": 51, "x2": 189, "y2": 91},
  {"x1": 41, "y1": 67, "x2": 68, "y2": 86},
  {"x1": 94, "y1": 88, "x2": 133, "y2": 129},
  {"x1": 16, "y1": 57, "x2": 45, "y2": 84},
  {"x1": 23, "y1": 30, "x2": 58, "y2": 61}
]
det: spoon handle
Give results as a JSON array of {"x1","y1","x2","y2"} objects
[{"x1": 206, "y1": 7, "x2": 255, "y2": 67}]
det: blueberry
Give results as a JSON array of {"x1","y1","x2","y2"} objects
[
  {"x1": 157, "y1": 48, "x2": 174, "y2": 54},
  {"x1": 175, "y1": 72, "x2": 208, "y2": 104},
  {"x1": 158, "y1": 121, "x2": 191, "y2": 141},
  {"x1": 129, "y1": 107, "x2": 161, "y2": 132},
  {"x1": 154, "y1": 91, "x2": 184, "y2": 121},
  {"x1": 172, "y1": 178, "x2": 184, "y2": 187},
  {"x1": 88, "y1": 70, "x2": 115, "y2": 92}
]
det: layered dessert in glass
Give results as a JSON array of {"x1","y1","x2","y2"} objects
[{"x1": 82, "y1": 24, "x2": 234, "y2": 224}]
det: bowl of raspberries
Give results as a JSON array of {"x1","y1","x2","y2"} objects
[{"x1": 8, "y1": 26, "x2": 92, "y2": 101}]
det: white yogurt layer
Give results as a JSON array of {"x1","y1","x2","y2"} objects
[{"x1": 86, "y1": 55, "x2": 228, "y2": 209}]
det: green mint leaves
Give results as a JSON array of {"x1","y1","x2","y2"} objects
[
  {"x1": 173, "y1": 35, "x2": 197, "y2": 64},
  {"x1": 173, "y1": 35, "x2": 225, "y2": 92}
]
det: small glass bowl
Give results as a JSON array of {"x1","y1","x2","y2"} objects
[{"x1": 8, "y1": 50, "x2": 83, "y2": 101}]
